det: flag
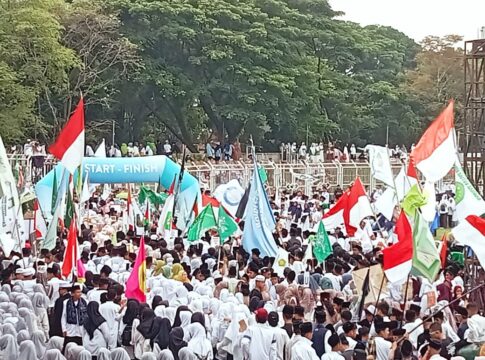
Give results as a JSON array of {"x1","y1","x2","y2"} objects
[
  {"x1": 401, "y1": 185, "x2": 427, "y2": 216},
  {"x1": 144, "y1": 200, "x2": 151, "y2": 227},
  {"x1": 454, "y1": 160, "x2": 485, "y2": 221},
  {"x1": 213, "y1": 179, "x2": 245, "y2": 217},
  {"x1": 157, "y1": 194, "x2": 174, "y2": 237},
  {"x1": 77, "y1": 259, "x2": 86, "y2": 283},
  {"x1": 411, "y1": 211, "x2": 441, "y2": 282},
  {"x1": 235, "y1": 184, "x2": 251, "y2": 219},
  {"x1": 411, "y1": 101, "x2": 456, "y2": 182},
  {"x1": 274, "y1": 247, "x2": 290, "y2": 277},
  {"x1": 356, "y1": 268, "x2": 370, "y2": 322},
  {"x1": 313, "y1": 222, "x2": 332, "y2": 263},
  {"x1": 452, "y1": 215, "x2": 485, "y2": 269},
  {"x1": 439, "y1": 233, "x2": 448, "y2": 268},
  {"x1": 124, "y1": 185, "x2": 134, "y2": 231},
  {"x1": 347, "y1": 177, "x2": 373, "y2": 235},
  {"x1": 322, "y1": 192, "x2": 348, "y2": 231},
  {"x1": 303, "y1": 235, "x2": 314, "y2": 263},
  {"x1": 168, "y1": 175, "x2": 176, "y2": 195},
  {"x1": 61, "y1": 221, "x2": 78, "y2": 278},
  {"x1": 258, "y1": 166, "x2": 268, "y2": 184},
  {"x1": 365, "y1": 145, "x2": 394, "y2": 186},
  {"x1": 125, "y1": 236, "x2": 147, "y2": 302},
  {"x1": 80, "y1": 173, "x2": 91, "y2": 203},
  {"x1": 94, "y1": 139, "x2": 106, "y2": 157},
  {"x1": 64, "y1": 183, "x2": 74, "y2": 229},
  {"x1": 382, "y1": 211, "x2": 413, "y2": 284},
  {"x1": 242, "y1": 163, "x2": 278, "y2": 257},
  {"x1": 421, "y1": 181, "x2": 437, "y2": 222},
  {"x1": 51, "y1": 169, "x2": 58, "y2": 215},
  {"x1": 430, "y1": 212, "x2": 440, "y2": 234},
  {"x1": 218, "y1": 205, "x2": 238, "y2": 243},
  {"x1": 202, "y1": 194, "x2": 220, "y2": 208},
  {"x1": 188, "y1": 204, "x2": 217, "y2": 241},
  {"x1": 42, "y1": 199, "x2": 62, "y2": 251},
  {"x1": 33, "y1": 199, "x2": 47, "y2": 239},
  {"x1": 49, "y1": 98, "x2": 85, "y2": 174},
  {"x1": 138, "y1": 186, "x2": 168, "y2": 207}
]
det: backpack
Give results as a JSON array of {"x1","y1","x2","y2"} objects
[
  {"x1": 121, "y1": 324, "x2": 132, "y2": 346},
  {"x1": 440, "y1": 203, "x2": 447, "y2": 212}
]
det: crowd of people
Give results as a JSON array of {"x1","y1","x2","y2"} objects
[{"x1": 0, "y1": 179, "x2": 484, "y2": 360}]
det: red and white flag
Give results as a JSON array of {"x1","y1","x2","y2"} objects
[
  {"x1": 33, "y1": 199, "x2": 47, "y2": 239},
  {"x1": 61, "y1": 221, "x2": 79, "y2": 279},
  {"x1": 452, "y1": 215, "x2": 485, "y2": 269},
  {"x1": 49, "y1": 98, "x2": 85, "y2": 174},
  {"x1": 347, "y1": 177, "x2": 373, "y2": 235},
  {"x1": 411, "y1": 101, "x2": 456, "y2": 182},
  {"x1": 382, "y1": 211, "x2": 413, "y2": 284},
  {"x1": 322, "y1": 192, "x2": 348, "y2": 232}
]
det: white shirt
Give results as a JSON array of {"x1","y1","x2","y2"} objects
[
  {"x1": 272, "y1": 326, "x2": 290, "y2": 360},
  {"x1": 99, "y1": 301, "x2": 122, "y2": 346},
  {"x1": 47, "y1": 277, "x2": 61, "y2": 307},
  {"x1": 402, "y1": 320, "x2": 423, "y2": 349},
  {"x1": 61, "y1": 299, "x2": 85, "y2": 337},
  {"x1": 241, "y1": 323, "x2": 277, "y2": 360},
  {"x1": 321, "y1": 351, "x2": 345, "y2": 360},
  {"x1": 467, "y1": 314, "x2": 485, "y2": 343},
  {"x1": 442, "y1": 321, "x2": 460, "y2": 343},
  {"x1": 164, "y1": 144, "x2": 172, "y2": 153},
  {"x1": 375, "y1": 336, "x2": 392, "y2": 360},
  {"x1": 429, "y1": 355, "x2": 447, "y2": 360},
  {"x1": 87, "y1": 288, "x2": 107, "y2": 303},
  {"x1": 290, "y1": 336, "x2": 320, "y2": 360}
]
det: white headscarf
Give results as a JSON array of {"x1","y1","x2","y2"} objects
[
  {"x1": 158, "y1": 349, "x2": 175, "y2": 360},
  {"x1": 96, "y1": 348, "x2": 111, "y2": 360},
  {"x1": 31, "y1": 331, "x2": 46, "y2": 359},
  {"x1": 46, "y1": 337, "x2": 64, "y2": 351},
  {"x1": 0, "y1": 293, "x2": 9, "y2": 303},
  {"x1": 140, "y1": 352, "x2": 157, "y2": 360},
  {"x1": 78, "y1": 350, "x2": 92, "y2": 360},
  {"x1": 18, "y1": 298, "x2": 34, "y2": 311},
  {"x1": 1, "y1": 285, "x2": 11, "y2": 295},
  {"x1": 17, "y1": 329, "x2": 30, "y2": 344},
  {"x1": 186, "y1": 323, "x2": 212, "y2": 359},
  {"x1": 0, "y1": 334, "x2": 19, "y2": 360},
  {"x1": 110, "y1": 348, "x2": 131, "y2": 360},
  {"x1": 44, "y1": 349, "x2": 66, "y2": 360},
  {"x1": 64, "y1": 343, "x2": 84, "y2": 360},
  {"x1": 18, "y1": 308, "x2": 36, "y2": 333},
  {"x1": 179, "y1": 310, "x2": 192, "y2": 327},
  {"x1": 32, "y1": 293, "x2": 49, "y2": 316},
  {"x1": 1, "y1": 323, "x2": 17, "y2": 337},
  {"x1": 178, "y1": 348, "x2": 197, "y2": 360},
  {"x1": 19, "y1": 340, "x2": 37, "y2": 360}
]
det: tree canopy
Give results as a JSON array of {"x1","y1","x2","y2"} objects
[{"x1": 0, "y1": 0, "x2": 465, "y2": 150}]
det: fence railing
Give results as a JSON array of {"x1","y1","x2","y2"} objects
[{"x1": 7, "y1": 153, "x2": 453, "y2": 193}]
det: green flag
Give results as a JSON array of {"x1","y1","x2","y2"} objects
[
  {"x1": 411, "y1": 210, "x2": 441, "y2": 282},
  {"x1": 42, "y1": 202, "x2": 61, "y2": 251},
  {"x1": 64, "y1": 189, "x2": 74, "y2": 229},
  {"x1": 138, "y1": 186, "x2": 168, "y2": 207},
  {"x1": 258, "y1": 166, "x2": 268, "y2": 184},
  {"x1": 188, "y1": 204, "x2": 217, "y2": 241},
  {"x1": 401, "y1": 185, "x2": 427, "y2": 216},
  {"x1": 51, "y1": 170, "x2": 58, "y2": 215},
  {"x1": 218, "y1": 206, "x2": 238, "y2": 243},
  {"x1": 313, "y1": 222, "x2": 332, "y2": 263}
]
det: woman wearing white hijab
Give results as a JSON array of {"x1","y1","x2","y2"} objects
[
  {"x1": 158, "y1": 349, "x2": 175, "y2": 360},
  {"x1": 1, "y1": 323, "x2": 17, "y2": 337},
  {"x1": 0, "y1": 333, "x2": 19, "y2": 360},
  {"x1": 17, "y1": 329, "x2": 30, "y2": 344},
  {"x1": 178, "y1": 348, "x2": 197, "y2": 360},
  {"x1": 186, "y1": 323, "x2": 213, "y2": 359},
  {"x1": 96, "y1": 348, "x2": 111, "y2": 360},
  {"x1": 110, "y1": 348, "x2": 131, "y2": 360},
  {"x1": 31, "y1": 330, "x2": 47, "y2": 359},
  {"x1": 43, "y1": 349, "x2": 66, "y2": 360},
  {"x1": 19, "y1": 307, "x2": 38, "y2": 333},
  {"x1": 78, "y1": 350, "x2": 92, "y2": 360},
  {"x1": 46, "y1": 336, "x2": 64, "y2": 351},
  {"x1": 141, "y1": 352, "x2": 158, "y2": 360},
  {"x1": 18, "y1": 298, "x2": 35, "y2": 311},
  {"x1": 64, "y1": 343, "x2": 84, "y2": 360},
  {"x1": 32, "y1": 293, "x2": 50, "y2": 339},
  {"x1": 0, "y1": 293, "x2": 9, "y2": 303},
  {"x1": 19, "y1": 340, "x2": 38, "y2": 360}
]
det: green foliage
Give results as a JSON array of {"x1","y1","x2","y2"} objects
[{"x1": 0, "y1": 0, "x2": 465, "y2": 150}]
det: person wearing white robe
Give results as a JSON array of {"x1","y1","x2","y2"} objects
[
  {"x1": 321, "y1": 333, "x2": 345, "y2": 360},
  {"x1": 0, "y1": 334, "x2": 19, "y2": 360},
  {"x1": 32, "y1": 293, "x2": 50, "y2": 339},
  {"x1": 19, "y1": 340, "x2": 37, "y2": 360},
  {"x1": 81, "y1": 302, "x2": 115, "y2": 355},
  {"x1": 31, "y1": 331, "x2": 46, "y2": 359},
  {"x1": 241, "y1": 308, "x2": 277, "y2": 360},
  {"x1": 185, "y1": 322, "x2": 213, "y2": 359},
  {"x1": 465, "y1": 302, "x2": 485, "y2": 344},
  {"x1": 99, "y1": 290, "x2": 123, "y2": 347},
  {"x1": 44, "y1": 349, "x2": 67, "y2": 360},
  {"x1": 290, "y1": 322, "x2": 320, "y2": 360},
  {"x1": 267, "y1": 311, "x2": 289, "y2": 360},
  {"x1": 110, "y1": 348, "x2": 131, "y2": 360}
]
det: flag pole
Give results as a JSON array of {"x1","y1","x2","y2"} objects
[
  {"x1": 401, "y1": 273, "x2": 411, "y2": 313},
  {"x1": 370, "y1": 274, "x2": 386, "y2": 323}
]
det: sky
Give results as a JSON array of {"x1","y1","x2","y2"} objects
[{"x1": 328, "y1": 0, "x2": 485, "y2": 43}]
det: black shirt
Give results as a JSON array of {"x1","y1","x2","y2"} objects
[{"x1": 282, "y1": 323, "x2": 293, "y2": 338}]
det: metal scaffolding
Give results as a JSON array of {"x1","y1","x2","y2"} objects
[{"x1": 463, "y1": 39, "x2": 485, "y2": 195}]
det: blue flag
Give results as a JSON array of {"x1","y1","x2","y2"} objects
[
  {"x1": 429, "y1": 211, "x2": 440, "y2": 234},
  {"x1": 242, "y1": 162, "x2": 278, "y2": 257}
]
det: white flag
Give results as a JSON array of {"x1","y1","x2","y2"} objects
[
  {"x1": 455, "y1": 160, "x2": 485, "y2": 221},
  {"x1": 94, "y1": 139, "x2": 106, "y2": 158},
  {"x1": 365, "y1": 145, "x2": 394, "y2": 186},
  {"x1": 80, "y1": 173, "x2": 91, "y2": 203}
]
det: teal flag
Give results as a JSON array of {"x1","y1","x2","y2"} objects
[
  {"x1": 188, "y1": 204, "x2": 217, "y2": 241},
  {"x1": 313, "y1": 221, "x2": 332, "y2": 263},
  {"x1": 51, "y1": 169, "x2": 58, "y2": 215},
  {"x1": 258, "y1": 166, "x2": 268, "y2": 184},
  {"x1": 411, "y1": 211, "x2": 441, "y2": 282},
  {"x1": 218, "y1": 206, "x2": 238, "y2": 243}
]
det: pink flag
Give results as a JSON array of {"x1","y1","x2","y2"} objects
[
  {"x1": 77, "y1": 259, "x2": 86, "y2": 282},
  {"x1": 125, "y1": 236, "x2": 146, "y2": 302}
]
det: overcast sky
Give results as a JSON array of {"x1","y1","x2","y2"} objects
[{"x1": 328, "y1": 0, "x2": 485, "y2": 43}]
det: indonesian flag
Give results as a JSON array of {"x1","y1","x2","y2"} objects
[
  {"x1": 49, "y1": 98, "x2": 85, "y2": 174},
  {"x1": 322, "y1": 192, "x2": 348, "y2": 232},
  {"x1": 452, "y1": 215, "x2": 485, "y2": 269},
  {"x1": 411, "y1": 100, "x2": 456, "y2": 182},
  {"x1": 33, "y1": 199, "x2": 47, "y2": 239},
  {"x1": 62, "y1": 221, "x2": 79, "y2": 279},
  {"x1": 347, "y1": 177, "x2": 374, "y2": 236},
  {"x1": 439, "y1": 233, "x2": 448, "y2": 268},
  {"x1": 382, "y1": 211, "x2": 413, "y2": 284}
]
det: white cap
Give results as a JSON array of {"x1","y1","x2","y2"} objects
[
  {"x1": 15, "y1": 268, "x2": 25, "y2": 275},
  {"x1": 23, "y1": 268, "x2": 35, "y2": 277},
  {"x1": 255, "y1": 275, "x2": 265, "y2": 282},
  {"x1": 213, "y1": 271, "x2": 223, "y2": 280},
  {"x1": 365, "y1": 304, "x2": 376, "y2": 314}
]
